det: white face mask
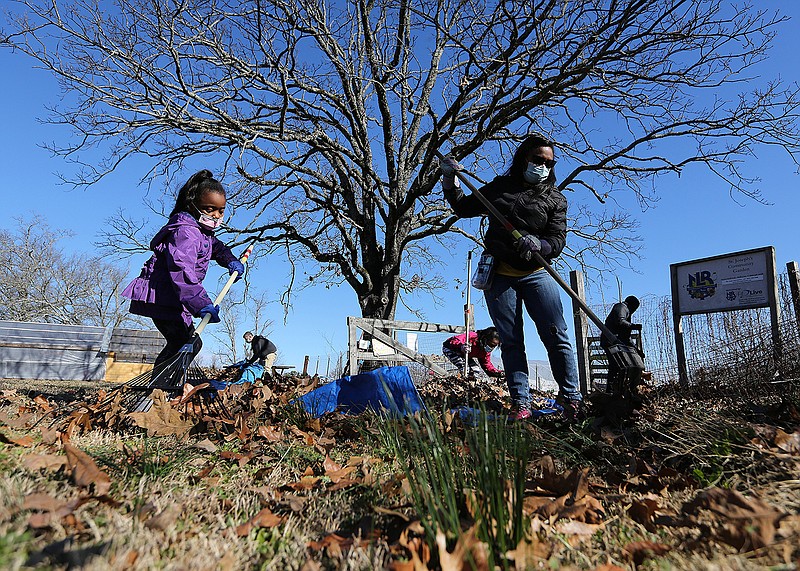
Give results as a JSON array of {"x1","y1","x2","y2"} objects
[
  {"x1": 193, "y1": 204, "x2": 224, "y2": 231},
  {"x1": 523, "y1": 162, "x2": 550, "y2": 185}
]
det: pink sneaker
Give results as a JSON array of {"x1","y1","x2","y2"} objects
[
  {"x1": 555, "y1": 396, "x2": 585, "y2": 422},
  {"x1": 509, "y1": 407, "x2": 532, "y2": 421}
]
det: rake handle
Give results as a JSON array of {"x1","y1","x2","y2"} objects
[
  {"x1": 194, "y1": 236, "x2": 260, "y2": 336},
  {"x1": 436, "y1": 151, "x2": 622, "y2": 344}
]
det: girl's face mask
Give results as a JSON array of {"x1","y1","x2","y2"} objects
[
  {"x1": 192, "y1": 198, "x2": 226, "y2": 231},
  {"x1": 196, "y1": 212, "x2": 224, "y2": 231}
]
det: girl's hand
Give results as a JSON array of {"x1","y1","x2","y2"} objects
[
  {"x1": 228, "y1": 260, "x2": 245, "y2": 282},
  {"x1": 199, "y1": 304, "x2": 221, "y2": 323}
]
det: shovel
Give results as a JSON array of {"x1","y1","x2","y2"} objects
[{"x1": 436, "y1": 152, "x2": 644, "y2": 389}]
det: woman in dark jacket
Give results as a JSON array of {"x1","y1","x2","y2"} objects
[{"x1": 441, "y1": 134, "x2": 582, "y2": 421}]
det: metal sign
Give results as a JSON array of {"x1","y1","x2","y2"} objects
[
  {"x1": 672, "y1": 247, "x2": 773, "y2": 315},
  {"x1": 669, "y1": 246, "x2": 780, "y2": 385}
]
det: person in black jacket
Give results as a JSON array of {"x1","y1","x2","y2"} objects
[
  {"x1": 243, "y1": 331, "x2": 277, "y2": 380},
  {"x1": 441, "y1": 134, "x2": 582, "y2": 421},
  {"x1": 600, "y1": 296, "x2": 642, "y2": 396}
]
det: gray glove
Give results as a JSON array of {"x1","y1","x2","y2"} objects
[
  {"x1": 439, "y1": 156, "x2": 462, "y2": 177},
  {"x1": 515, "y1": 235, "x2": 541, "y2": 261}
]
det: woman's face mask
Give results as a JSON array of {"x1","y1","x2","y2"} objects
[{"x1": 523, "y1": 162, "x2": 550, "y2": 185}]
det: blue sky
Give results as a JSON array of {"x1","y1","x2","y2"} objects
[{"x1": 3, "y1": 2, "x2": 800, "y2": 372}]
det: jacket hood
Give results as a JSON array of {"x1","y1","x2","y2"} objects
[{"x1": 149, "y1": 211, "x2": 201, "y2": 250}]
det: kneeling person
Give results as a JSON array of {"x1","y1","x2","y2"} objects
[
  {"x1": 243, "y1": 331, "x2": 278, "y2": 381},
  {"x1": 442, "y1": 327, "x2": 504, "y2": 380}
]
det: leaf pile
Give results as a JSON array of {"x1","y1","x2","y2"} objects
[{"x1": 0, "y1": 374, "x2": 799, "y2": 569}]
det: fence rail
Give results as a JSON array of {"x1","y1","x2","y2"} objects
[{"x1": 0, "y1": 320, "x2": 162, "y2": 382}]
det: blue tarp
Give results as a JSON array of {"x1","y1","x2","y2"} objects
[
  {"x1": 219, "y1": 360, "x2": 265, "y2": 385},
  {"x1": 297, "y1": 366, "x2": 425, "y2": 418},
  {"x1": 452, "y1": 398, "x2": 560, "y2": 426}
]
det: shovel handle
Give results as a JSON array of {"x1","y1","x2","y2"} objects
[{"x1": 436, "y1": 151, "x2": 622, "y2": 344}]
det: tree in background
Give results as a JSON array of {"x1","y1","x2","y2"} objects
[
  {"x1": 2, "y1": 0, "x2": 799, "y2": 320},
  {"x1": 0, "y1": 216, "x2": 136, "y2": 327}
]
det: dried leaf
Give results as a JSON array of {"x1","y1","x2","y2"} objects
[
  {"x1": 774, "y1": 429, "x2": 800, "y2": 454},
  {"x1": 505, "y1": 534, "x2": 551, "y2": 567},
  {"x1": 533, "y1": 455, "x2": 589, "y2": 499},
  {"x1": 23, "y1": 493, "x2": 66, "y2": 512},
  {"x1": 9, "y1": 434, "x2": 35, "y2": 447},
  {"x1": 220, "y1": 450, "x2": 254, "y2": 467},
  {"x1": 682, "y1": 487, "x2": 786, "y2": 550},
  {"x1": 623, "y1": 541, "x2": 670, "y2": 566},
  {"x1": 323, "y1": 455, "x2": 343, "y2": 473},
  {"x1": 235, "y1": 507, "x2": 285, "y2": 537},
  {"x1": 127, "y1": 390, "x2": 195, "y2": 437},
  {"x1": 628, "y1": 497, "x2": 660, "y2": 531},
  {"x1": 0, "y1": 411, "x2": 35, "y2": 429},
  {"x1": 144, "y1": 505, "x2": 182, "y2": 531},
  {"x1": 22, "y1": 454, "x2": 66, "y2": 472},
  {"x1": 256, "y1": 425, "x2": 284, "y2": 442},
  {"x1": 192, "y1": 438, "x2": 218, "y2": 453},
  {"x1": 307, "y1": 533, "x2": 352, "y2": 559},
  {"x1": 39, "y1": 427, "x2": 60, "y2": 445},
  {"x1": 63, "y1": 443, "x2": 112, "y2": 496}
]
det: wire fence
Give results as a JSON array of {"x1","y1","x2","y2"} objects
[{"x1": 590, "y1": 270, "x2": 800, "y2": 396}]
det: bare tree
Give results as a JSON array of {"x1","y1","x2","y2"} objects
[
  {"x1": 2, "y1": 0, "x2": 799, "y2": 320},
  {"x1": 0, "y1": 215, "x2": 138, "y2": 327}
]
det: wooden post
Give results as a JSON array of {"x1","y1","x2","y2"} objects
[
  {"x1": 569, "y1": 270, "x2": 590, "y2": 396},
  {"x1": 787, "y1": 261, "x2": 800, "y2": 339},
  {"x1": 302, "y1": 355, "x2": 309, "y2": 376},
  {"x1": 347, "y1": 316, "x2": 358, "y2": 375}
]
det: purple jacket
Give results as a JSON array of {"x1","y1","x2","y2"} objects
[{"x1": 122, "y1": 211, "x2": 238, "y2": 326}]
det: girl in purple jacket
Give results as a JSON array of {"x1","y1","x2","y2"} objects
[{"x1": 122, "y1": 170, "x2": 245, "y2": 367}]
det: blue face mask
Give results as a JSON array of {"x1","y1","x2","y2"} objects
[
  {"x1": 523, "y1": 162, "x2": 550, "y2": 185},
  {"x1": 483, "y1": 344, "x2": 495, "y2": 353}
]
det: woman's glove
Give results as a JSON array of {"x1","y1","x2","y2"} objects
[
  {"x1": 199, "y1": 303, "x2": 221, "y2": 323},
  {"x1": 439, "y1": 155, "x2": 462, "y2": 177},
  {"x1": 515, "y1": 235, "x2": 542, "y2": 261},
  {"x1": 227, "y1": 260, "x2": 245, "y2": 282}
]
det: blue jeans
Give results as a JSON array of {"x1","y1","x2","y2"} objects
[{"x1": 484, "y1": 269, "x2": 581, "y2": 407}]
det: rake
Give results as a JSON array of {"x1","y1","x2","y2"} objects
[{"x1": 95, "y1": 235, "x2": 261, "y2": 418}]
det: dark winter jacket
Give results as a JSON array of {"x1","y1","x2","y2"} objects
[
  {"x1": 444, "y1": 175, "x2": 567, "y2": 272},
  {"x1": 246, "y1": 335, "x2": 277, "y2": 366},
  {"x1": 600, "y1": 302, "x2": 635, "y2": 348},
  {"x1": 122, "y1": 211, "x2": 238, "y2": 327}
]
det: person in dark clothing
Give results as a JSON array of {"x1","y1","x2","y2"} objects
[
  {"x1": 243, "y1": 331, "x2": 277, "y2": 379},
  {"x1": 600, "y1": 295, "x2": 642, "y2": 396},
  {"x1": 440, "y1": 134, "x2": 582, "y2": 422}
]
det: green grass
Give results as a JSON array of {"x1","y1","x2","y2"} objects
[{"x1": 378, "y1": 405, "x2": 533, "y2": 570}]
